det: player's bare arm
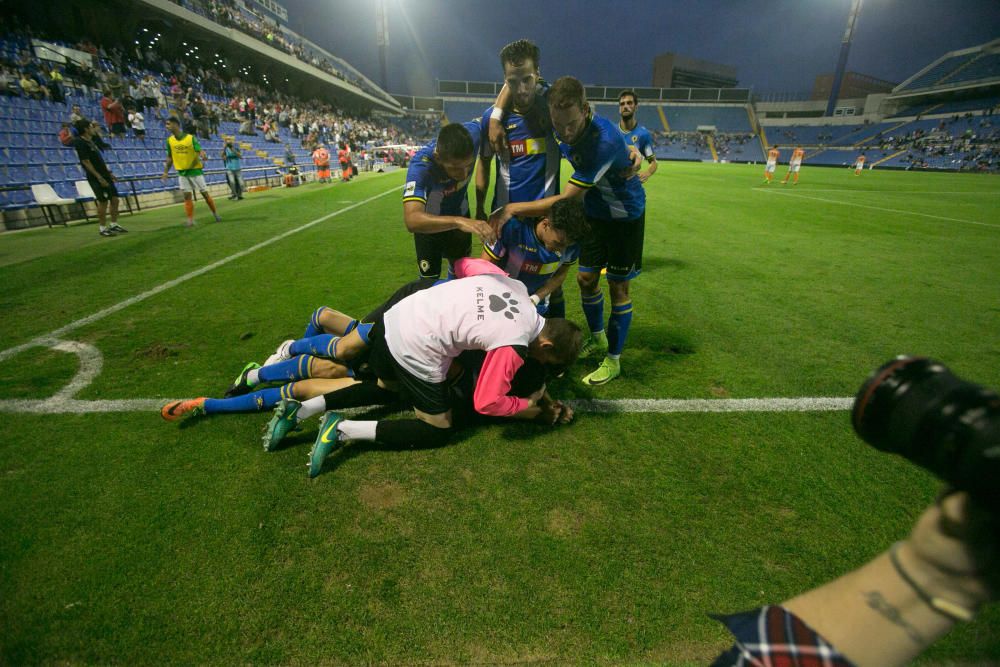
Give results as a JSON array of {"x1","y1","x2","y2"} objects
[
  {"x1": 474, "y1": 154, "x2": 492, "y2": 220},
  {"x1": 404, "y1": 200, "x2": 497, "y2": 244},
  {"x1": 488, "y1": 182, "x2": 587, "y2": 231}
]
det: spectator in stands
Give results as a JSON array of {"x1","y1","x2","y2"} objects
[
  {"x1": 139, "y1": 74, "x2": 160, "y2": 119},
  {"x1": 58, "y1": 122, "x2": 75, "y2": 147},
  {"x1": 128, "y1": 109, "x2": 146, "y2": 142},
  {"x1": 69, "y1": 104, "x2": 85, "y2": 124},
  {"x1": 100, "y1": 90, "x2": 127, "y2": 138},
  {"x1": 73, "y1": 118, "x2": 127, "y2": 237},
  {"x1": 44, "y1": 65, "x2": 65, "y2": 103},
  {"x1": 0, "y1": 67, "x2": 19, "y2": 96},
  {"x1": 221, "y1": 139, "x2": 245, "y2": 200},
  {"x1": 19, "y1": 69, "x2": 48, "y2": 100}
]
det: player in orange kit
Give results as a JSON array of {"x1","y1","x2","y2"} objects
[
  {"x1": 782, "y1": 146, "x2": 805, "y2": 184},
  {"x1": 764, "y1": 145, "x2": 779, "y2": 184}
]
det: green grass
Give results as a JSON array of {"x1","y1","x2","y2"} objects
[{"x1": 1, "y1": 163, "x2": 998, "y2": 664}]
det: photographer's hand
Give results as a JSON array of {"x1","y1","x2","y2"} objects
[{"x1": 782, "y1": 491, "x2": 996, "y2": 667}]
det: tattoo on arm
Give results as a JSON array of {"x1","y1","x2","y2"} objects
[{"x1": 863, "y1": 591, "x2": 925, "y2": 644}]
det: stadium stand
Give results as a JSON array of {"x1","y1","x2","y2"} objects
[
  {"x1": 897, "y1": 53, "x2": 979, "y2": 92},
  {"x1": 0, "y1": 22, "x2": 439, "y2": 229}
]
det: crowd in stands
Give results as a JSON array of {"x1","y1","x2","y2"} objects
[
  {"x1": 713, "y1": 132, "x2": 756, "y2": 159},
  {"x1": 873, "y1": 113, "x2": 1000, "y2": 172},
  {"x1": 1, "y1": 23, "x2": 436, "y2": 161},
  {"x1": 169, "y1": 0, "x2": 393, "y2": 103}
]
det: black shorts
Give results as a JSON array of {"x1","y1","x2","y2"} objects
[
  {"x1": 413, "y1": 229, "x2": 471, "y2": 279},
  {"x1": 87, "y1": 176, "x2": 119, "y2": 202},
  {"x1": 111, "y1": 122, "x2": 127, "y2": 135},
  {"x1": 579, "y1": 212, "x2": 645, "y2": 282},
  {"x1": 143, "y1": 97, "x2": 158, "y2": 108},
  {"x1": 361, "y1": 277, "x2": 437, "y2": 326},
  {"x1": 366, "y1": 318, "x2": 451, "y2": 416}
]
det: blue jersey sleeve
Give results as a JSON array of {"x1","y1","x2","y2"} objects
[
  {"x1": 462, "y1": 119, "x2": 483, "y2": 160},
  {"x1": 403, "y1": 150, "x2": 434, "y2": 205},
  {"x1": 637, "y1": 127, "x2": 654, "y2": 159},
  {"x1": 484, "y1": 218, "x2": 516, "y2": 261},
  {"x1": 567, "y1": 134, "x2": 621, "y2": 190}
]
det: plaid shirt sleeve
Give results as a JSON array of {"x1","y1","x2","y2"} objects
[{"x1": 709, "y1": 606, "x2": 856, "y2": 667}]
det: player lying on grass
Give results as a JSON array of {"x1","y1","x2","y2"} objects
[
  {"x1": 482, "y1": 198, "x2": 588, "y2": 318},
  {"x1": 257, "y1": 257, "x2": 583, "y2": 477},
  {"x1": 159, "y1": 279, "x2": 442, "y2": 422}
]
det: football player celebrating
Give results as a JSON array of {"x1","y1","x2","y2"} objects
[
  {"x1": 261, "y1": 258, "x2": 583, "y2": 476},
  {"x1": 403, "y1": 122, "x2": 495, "y2": 280},
  {"x1": 489, "y1": 77, "x2": 646, "y2": 386},
  {"x1": 482, "y1": 198, "x2": 589, "y2": 317}
]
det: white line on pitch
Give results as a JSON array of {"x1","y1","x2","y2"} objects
[
  {"x1": 0, "y1": 396, "x2": 854, "y2": 414},
  {"x1": 753, "y1": 189, "x2": 999, "y2": 229},
  {"x1": 0, "y1": 186, "x2": 399, "y2": 363},
  {"x1": 770, "y1": 189, "x2": 1000, "y2": 195}
]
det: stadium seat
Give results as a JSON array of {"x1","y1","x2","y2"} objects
[{"x1": 30, "y1": 183, "x2": 74, "y2": 227}]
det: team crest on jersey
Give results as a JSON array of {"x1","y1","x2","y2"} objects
[
  {"x1": 404, "y1": 181, "x2": 417, "y2": 196},
  {"x1": 631, "y1": 135, "x2": 638, "y2": 143}
]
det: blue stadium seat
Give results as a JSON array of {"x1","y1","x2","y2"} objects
[
  {"x1": 8, "y1": 148, "x2": 30, "y2": 165},
  {"x1": 28, "y1": 166, "x2": 48, "y2": 184},
  {"x1": 1, "y1": 187, "x2": 36, "y2": 211}
]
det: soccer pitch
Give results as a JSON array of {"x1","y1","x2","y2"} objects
[{"x1": 1, "y1": 162, "x2": 998, "y2": 664}]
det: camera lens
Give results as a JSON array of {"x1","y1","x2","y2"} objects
[{"x1": 853, "y1": 356, "x2": 1000, "y2": 511}]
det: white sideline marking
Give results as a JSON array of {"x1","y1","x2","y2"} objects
[
  {"x1": 754, "y1": 189, "x2": 999, "y2": 229},
  {"x1": 567, "y1": 397, "x2": 852, "y2": 413},
  {"x1": 0, "y1": 341, "x2": 855, "y2": 416},
  {"x1": 0, "y1": 186, "x2": 399, "y2": 364},
  {"x1": 773, "y1": 189, "x2": 1000, "y2": 195}
]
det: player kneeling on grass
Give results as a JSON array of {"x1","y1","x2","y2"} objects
[
  {"x1": 261, "y1": 257, "x2": 583, "y2": 477},
  {"x1": 162, "y1": 116, "x2": 220, "y2": 228}
]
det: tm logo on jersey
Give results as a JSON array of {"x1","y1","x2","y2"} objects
[{"x1": 489, "y1": 292, "x2": 521, "y2": 320}]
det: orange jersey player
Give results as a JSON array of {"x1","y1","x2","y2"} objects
[
  {"x1": 782, "y1": 146, "x2": 805, "y2": 184},
  {"x1": 853, "y1": 154, "x2": 866, "y2": 175},
  {"x1": 764, "y1": 145, "x2": 779, "y2": 183}
]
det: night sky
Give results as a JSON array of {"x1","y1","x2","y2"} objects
[{"x1": 279, "y1": 0, "x2": 1000, "y2": 97}]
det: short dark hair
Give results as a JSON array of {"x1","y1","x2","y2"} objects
[
  {"x1": 548, "y1": 199, "x2": 590, "y2": 244},
  {"x1": 499, "y1": 39, "x2": 540, "y2": 71},
  {"x1": 72, "y1": 118, "x2": 90, "y2": 135},
  {"x1": 166, "y1": 116, "x2": 181, "y2": 126},
  {"x1": 618, "y1": 89, "x2": 638, "y2": 105},
  {"x1": 435, "y1": 123, "x2": 474, "y2": 160},
  {"x1": 539, "y1": 318, "x2": 584, "y2": 368},
  {"x1": 548, "y1": 76, "x2": 587, "y2": 111}
]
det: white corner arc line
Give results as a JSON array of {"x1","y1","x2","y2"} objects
[
  {"x1": 753, "y1": 189, "x2": 999, "y2": 229},
  {"x1": 0, "y1": 186, "x2": 399, "y2": 363}
]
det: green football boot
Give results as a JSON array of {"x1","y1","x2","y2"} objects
[
  {"x1": 308, "y1": 412, "x2": 343, "y2": 478},
  {"x1": 579, "y1": 332, "x2": 609, "y2": 358},
  {"x1": 262, "y1": 399, "x2": 301, "y2": 452},
  {"x1": 582, "y1": 357, "x2": 621, "y2": 386},
  {"x1": 225, "y1": 362, "x2": 261, "y2": 398}
]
